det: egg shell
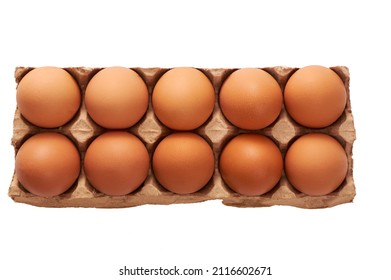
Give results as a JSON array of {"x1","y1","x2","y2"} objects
[
  {"x1": 83, "y1": 131, "x2": 150, "y2": 196},
  {"x1": 284, "y1": 133, "x2": 348, "y2": 196},
  {"x1": 220, "y1": 68, "x2": 283, "y2": 130},
  {"x1": 152, "y1": 67, "x2": 215, "y2": 131},
  {"x1": 16, "y1": 66, "x2": 81, "y2": 128},
  {"x1": 15, "y1": 132, "x2": 81, "y2": 197},
  {"x1": 219, "y1": 134, "x2": 283, "y2": 196},
  {"x1": 85, "y1": 67, "x2": 149, "y2": 129},
  {"x1": 152, "y1": 132, "x2": 215, "y2": 194},
  {"x1": 284, "y1": 65, "x2": 347, "y2": 128}
]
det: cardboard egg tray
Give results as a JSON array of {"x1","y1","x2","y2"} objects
[{"x1": 8, "y1": 66, "x2": 356, "y2": 208}]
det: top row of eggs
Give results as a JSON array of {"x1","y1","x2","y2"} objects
[{"x1": 16, "y1": 65, "x2": 347, "y2": 131}]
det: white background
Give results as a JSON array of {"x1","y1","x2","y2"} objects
[{"x1": 0, "y1": 0, "x2": 390, "y2": 279}]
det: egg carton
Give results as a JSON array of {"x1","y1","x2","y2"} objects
[{"x1": 8, "y1": 66, "x2": 356, "y2": 208}]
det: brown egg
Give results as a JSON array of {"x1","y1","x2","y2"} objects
[
  {"x1": 16, "y1": 67, "x2": 81, "y2": 128},
  {"x1": 152, "y1": 133, "x2": 215, "y2": 194},
  {"x1": 85, "y1": 67, "x2": 149, "y2": 129},
  {"x1": 15, "y1": 132, "x2": 81, "y2": 197},
  {"x1": 220, "y1": 68, "x2": 282, "y2": 130},
  {"x1": 219, "y1": 134, "x2": 283, "y2": 196},
  {"x1": 284, "y1": 65, "x2": 347, "y2": 128},
  {"x1": 152, "y1": 67, "x2": 215, "y2": 130},
  {"x1": 84, "y1": 131, "x2": 149, "y2": 196},
  {"x1": 285, "y1": 133, "x2": 348, "y2": 196}
]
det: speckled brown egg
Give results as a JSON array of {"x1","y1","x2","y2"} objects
[
  {"x1": 16, "y1": 67, "x2": 81, "y2": 128},
  {"x1": 15, "y1": 132, "x2": 81, "y2": 197},
  {"x1": 285, "y1": 133, "x2": 348, "y2": 196}
]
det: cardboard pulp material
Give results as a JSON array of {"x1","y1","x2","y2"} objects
[{"x1": 9, "y1": 66, "x2": 356, "y2": 208}]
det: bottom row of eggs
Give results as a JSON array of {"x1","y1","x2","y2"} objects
[{"x1": 15, "y1": 131, "x2": 348, "y2": 198}]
